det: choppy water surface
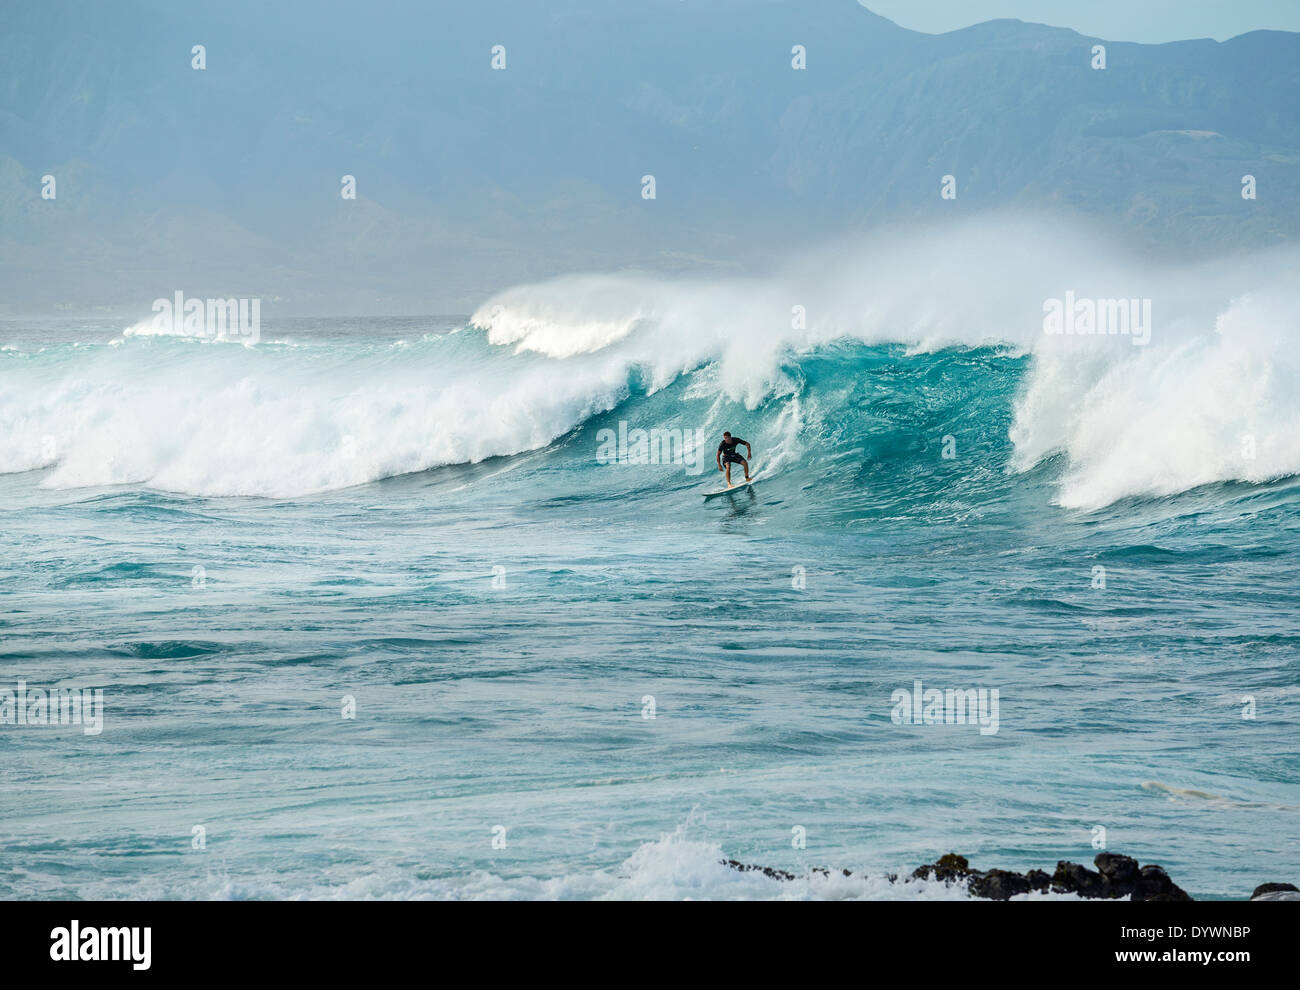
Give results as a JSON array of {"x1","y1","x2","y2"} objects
[{"x1": 1, "y1": 312, "x2": 1297, "y2": 899}]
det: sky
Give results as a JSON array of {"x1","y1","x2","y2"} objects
[{"x1": 863, "y1": 0, "x2": 1300, "y2": 43}]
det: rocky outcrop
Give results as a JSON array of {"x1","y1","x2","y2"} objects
[
  {"x1": 725, "y1": 850, "x2": 1201, "y2": 900},
  {"x1": 1250, "y1": 882, "x2": 1300, "y2": 901},
  {"x1": 906, "y1": 850, "x2": 1192, "y2": 900},
  {"x1": 724, "y1": 860, "x2": 798, "y2": 882},
  {"x1": 911, "y1": 852, "x2": 973, "y2": 884}
]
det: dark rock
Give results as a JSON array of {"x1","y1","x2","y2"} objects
[
  {"x1": 724, "y1": 859, "x2": 794, "y2": 881},
  {"x1": 1133, "y1": 865, "x2": 1192, "y2": 902},
  {"x1": 912, "y1": 852, "x2": 971, "y2": 882},
  {"x1": 1251, "y1": 882, "x2": 1299, "y2": 900},
  {"x1": 1095, "y1": 853, "x2": 1141, "y2": 898},
  {"x1": 968, "y1": 868, "x2": 1031, "y2": 901},
  {"x1": 1046, "y1": 857, "x2": 1191, "y2": 901},
  {"x1": 1053, "y1": 860, "x2": 1109, "y2": 898},
  {"x1": 1025, "y1": 869, "x2": 1052, "y2": 892}
]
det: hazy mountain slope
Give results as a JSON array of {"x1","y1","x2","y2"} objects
[{"x1": 0, "y1": 0, "x2": 1295, "y2": 313}]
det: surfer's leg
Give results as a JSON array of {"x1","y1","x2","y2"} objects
[
  {"x1": 738, "y1": 456, "x2": 750, "y2": 481},
  {"x1": 724, "y1": 463, "x2": 732, "y2": 486}
]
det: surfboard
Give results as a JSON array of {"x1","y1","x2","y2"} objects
[{"x1": 703, "y1": 475, "x2": 760, "y2": 499}]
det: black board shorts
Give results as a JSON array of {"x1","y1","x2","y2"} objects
[{"x1": 722, "y1": 452, "x2": 745, "y2": 465}]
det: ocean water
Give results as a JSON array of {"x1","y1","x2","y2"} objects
[{"x1": 3, "y1": 243, "x2": 1300, "y2": 900}]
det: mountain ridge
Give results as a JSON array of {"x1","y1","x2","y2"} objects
[{"x1": 1, "y1": 0, "x2": 1295, "y2": 314}]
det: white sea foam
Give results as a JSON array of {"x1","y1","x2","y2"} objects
[
  {"x1": 4, "y1": 218, "x2": 1297, "y2": 504},
  {"x1": 1011, "y1": 289, "x2": 1300, "y2": 508},
  {"x1": 472, "y1": 218, "x2": 1300, "y2": 510},
  {"x1": 8, "y1": 824, "x2": 1085, "y2": 901},
  {"x1": 0, "y1": 333, "x2": 635, "y2": 497}
]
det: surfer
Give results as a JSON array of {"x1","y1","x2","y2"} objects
[{"x1": 716, "y1": 432, "x2": 752, "y2": 487}]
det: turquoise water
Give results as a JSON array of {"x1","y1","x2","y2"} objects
[{"x1": 1, "y1": 316, "x2": 1297, "y2": 899}]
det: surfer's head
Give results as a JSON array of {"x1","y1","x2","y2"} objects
[{"x1": 723, "y1": 432, "x2": 731, "y2": 439}]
